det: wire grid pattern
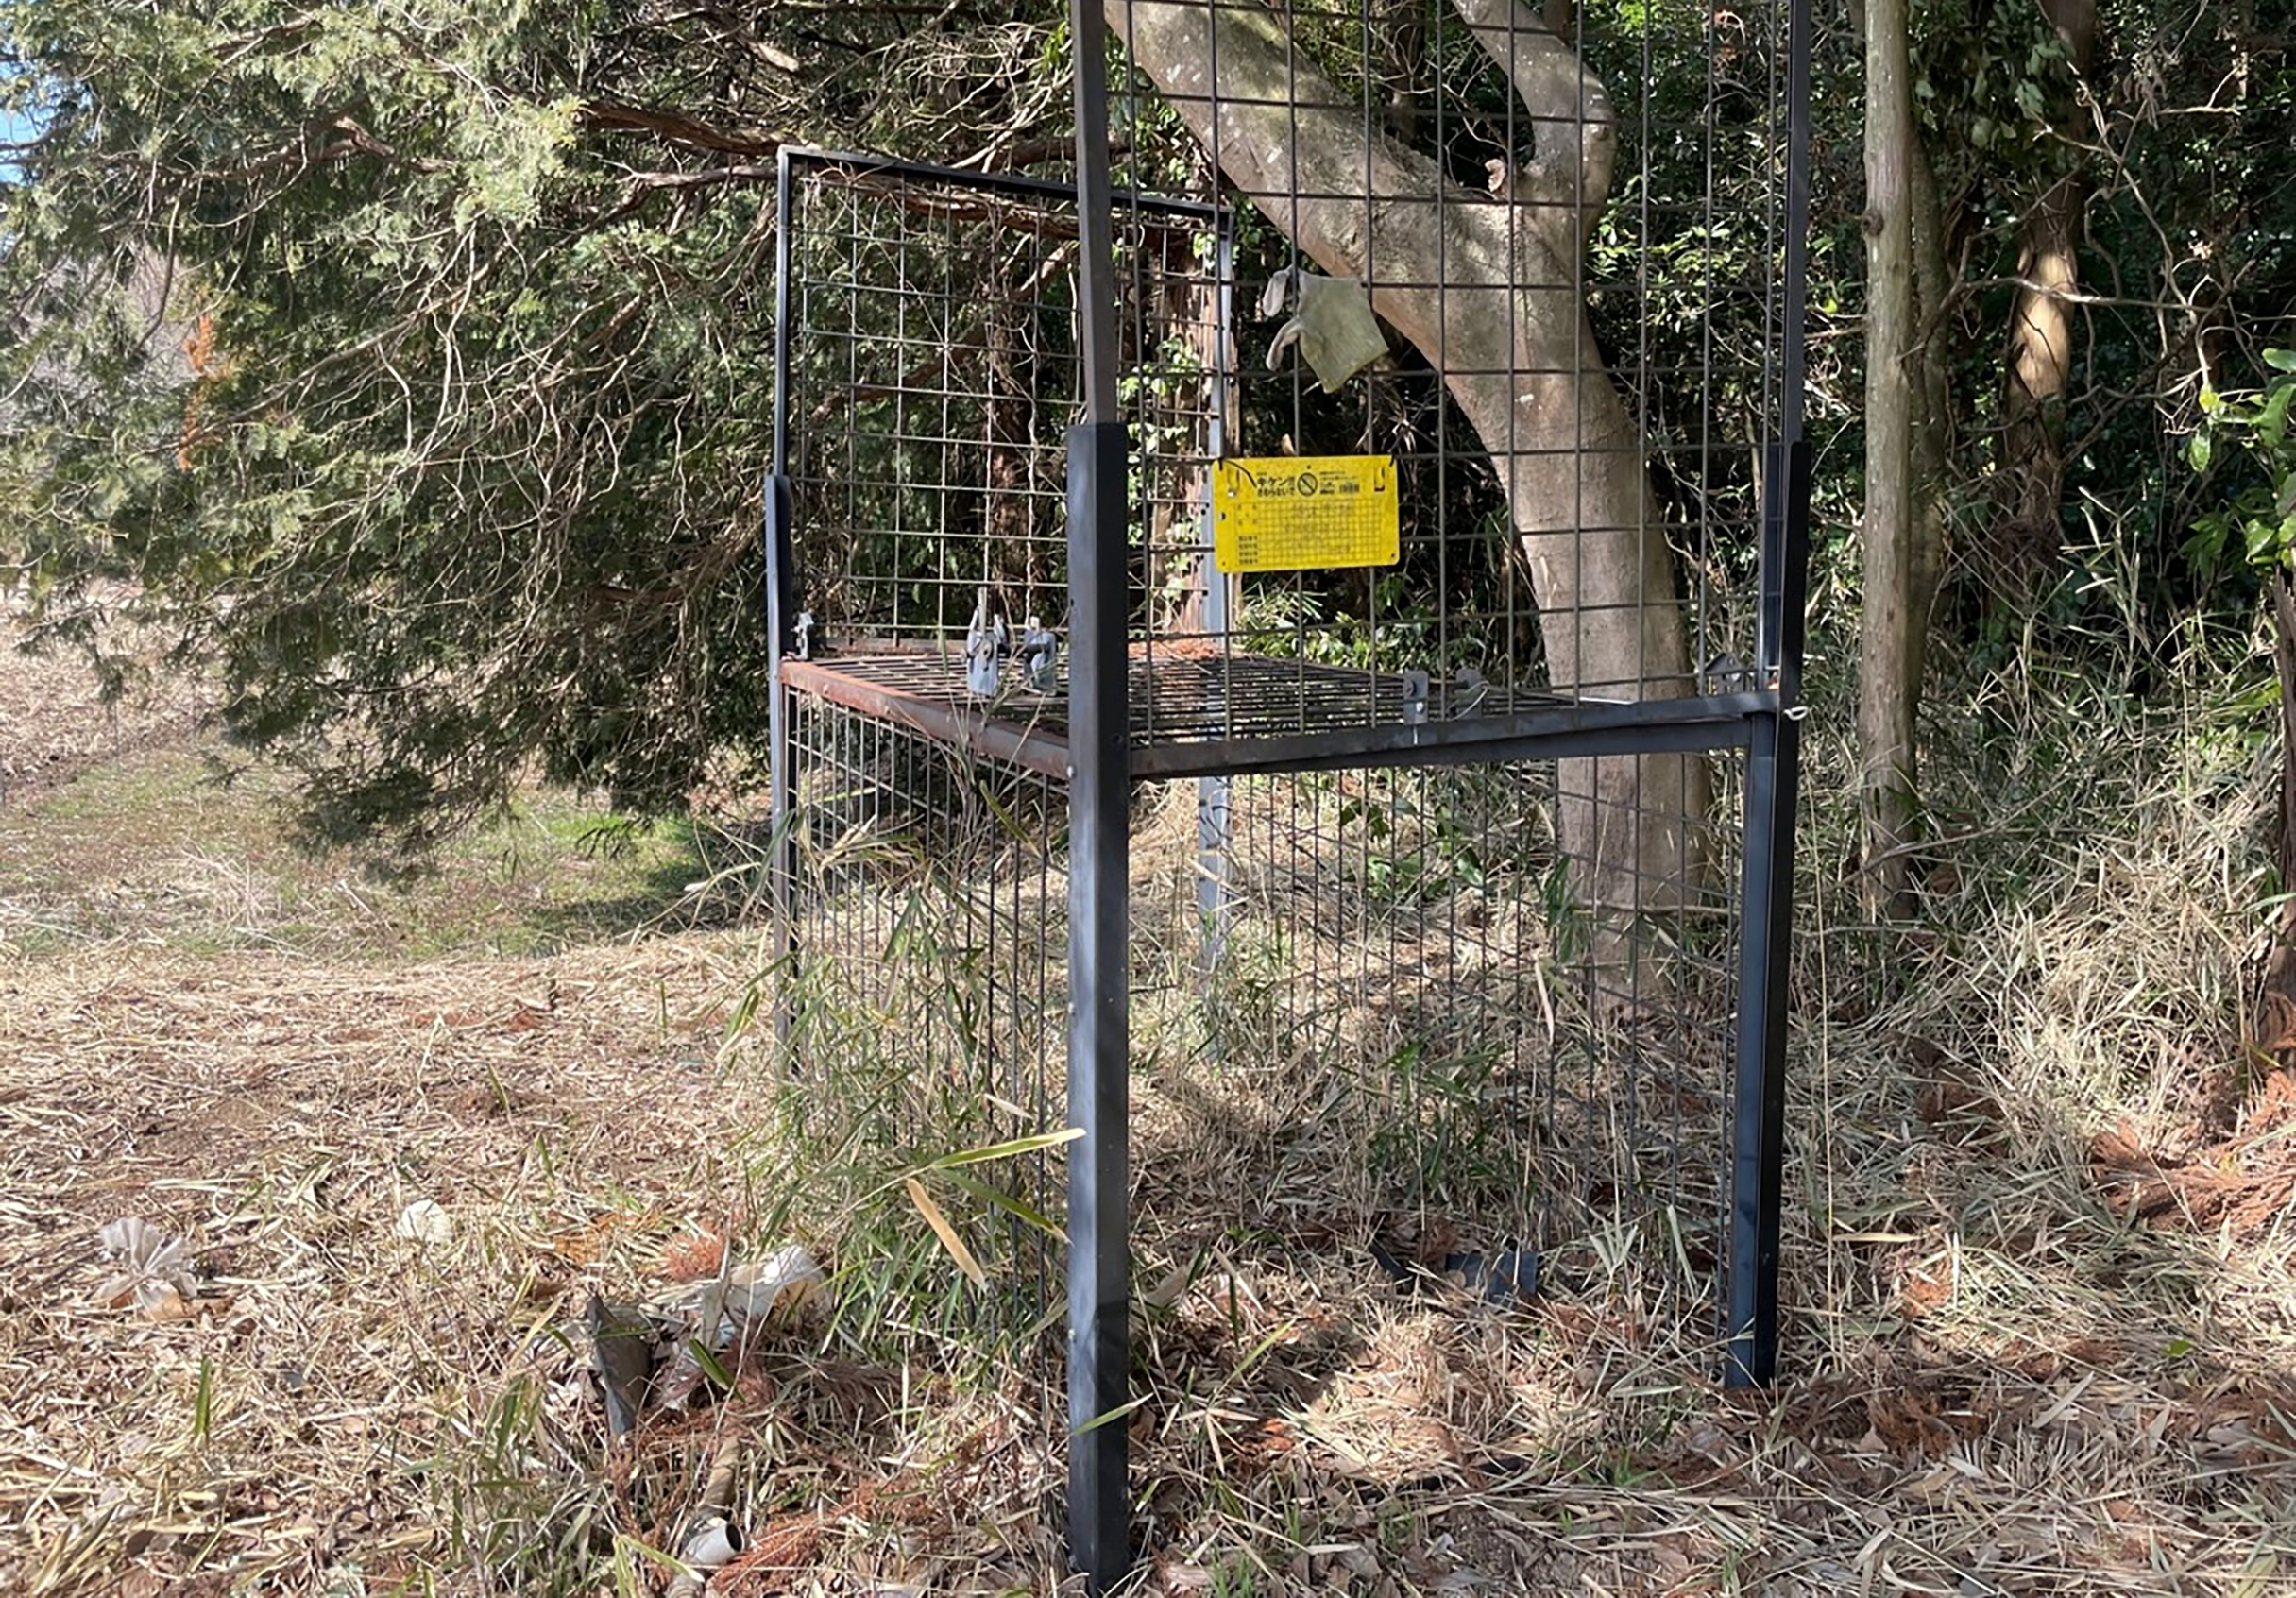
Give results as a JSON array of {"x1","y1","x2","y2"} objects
[
  {"x1": 1109, "y1": 0, "x2": 1797, "y2": 711},
  {"x1": 775, "y1": 695, "x2": 1072, "y2": 1341},
  {"x1": 775, "y1": 0, "x2": 1794, "y2": 771},
  {"x1": 777, "y1": 159, "x2": 1222, "y2": 661},
  {"x1": 777, "y1": 709, "x2": 1740, "y2": 1311},
  {"x1": 1199, "y1": 751, "x2": 1743, "y2": 1288}
]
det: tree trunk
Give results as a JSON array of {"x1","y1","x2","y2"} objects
[
  {"x1": 1906, "y1": 138, "x2": 1951, "y2": 733},
  {"x1": 2255, "y1": 572, "x2": 2296, "y2": 1052},
  {"x1": 1861, "y1": 0, "x2": 1920, "y2": 914},
  {"x1": 1991, "y1": 0, "x2": 2098, "y2": 606},
  {"x1": 1110, "y1": 0, "x2": 1706, "y2": 929}
]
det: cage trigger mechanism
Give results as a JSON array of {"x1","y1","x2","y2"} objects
[
  {"x1": 1017, "y1": 617, "x2": 1061, "y2": 694},
  {"x1": 965, "y1": 588, "x2": 1010, "y2": 699}
]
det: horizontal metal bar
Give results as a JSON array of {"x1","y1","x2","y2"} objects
[
  {"x1": 1124, "y1": 693, "x2": 1775, "y2": 779},
  {"x1": 1147, "y1": 715, "x2": 1755, "y2": 778},
  {"x1": 782, "y1": 656, "x2": 1768, "y2": 783}
]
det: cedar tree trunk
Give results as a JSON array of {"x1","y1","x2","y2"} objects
[{"x1": 1111, "y1": 0, "x2": 1706, "y2": 929}]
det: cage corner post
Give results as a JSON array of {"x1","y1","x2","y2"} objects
[
  {"x1": 762, "y1": 468, "x2": 800, "y2": 1043},
  {"x1": 1726, "y1": 434, "x2": 1808, "y2": 1386},
  {"x1": 1725, "y1": 693, "x2": 1797, "y2": 1386},
  {"x1": 1065, "y1": 1, "x2": 1134, "y2": 1590},
  {"x1": 764, "y1": 145, "x2": 803, "y2": 1053},
  {"x1": 1726, "y1": 0, "x2": 1812, "y2": 1384}
]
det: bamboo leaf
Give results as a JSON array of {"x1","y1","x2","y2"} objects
[
  {"x1": 1070, "y1": 1393, "x2": 1149, "y2": 1436},
  {"x1": 686, "y1": 1337, "x2": 735, "y2": 1391},
  {"x1": 940, "y1": 1167, "x2": 1067, "y2": 1241},
  {"x1": 903, "y1": 1175, "x2": 986, "y2": 1289},
  {"x1": 925, "y1": 1127, "x2": 1085, "y2": 1169}
]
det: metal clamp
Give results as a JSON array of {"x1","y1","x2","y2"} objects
[
  {"x1": 965, "y1": 589, "x2": 1009, "y2": 699},
  {"x1": 1019, "y1": 617, "x2": 1062, "y2": 694}
]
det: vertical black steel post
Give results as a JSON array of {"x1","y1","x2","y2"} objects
[
  {"x1": 1725, "y1": 0, "x2": 1811, "y2": 1386},
  {"x1": 765, "y1": 152, "x2": 802, "y2": 1050},
  {"x1": 1066, "y1": 4, "x2": 1133, "y2": 1590},
  {"x1": 1726, "y1": 444, "x2": 1808, "y2": 1386}
]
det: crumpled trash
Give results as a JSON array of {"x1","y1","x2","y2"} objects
[
  {"x1": 585, "y1": 1291, "x2": 659, "y2": 1445},
  {"x1": 654, "y1": 1243, "x2": 828, "y2": 1412},
  {"x1": 1259, "y1": 265, "x2": 1390, "y2": 393},
  {"x1": 392, "y1": 1198, "x2": 454, "y2": 1247},
  {"x1": 664, "y1": 1515, "x2": 745, "y2": 1598},
  {"x1": 576, "y1": 1243, "x2": 829, "y2": 1441},
  {"x1": 95, "y1": 1217, "x2": 202, "y2": 1322},
  {"x1": 1369, "y1": 1236, "x2": 1539, "y2": 1305}
]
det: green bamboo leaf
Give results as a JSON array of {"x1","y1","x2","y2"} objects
[
  {"x1": 924, "y1": 1127, "x2": 1086, "y2": 1169},
  {"x1": 1071, "y1": 1393, "x2": 1149, "y2": 1436},
  {"x1": 939, "y1": 1167, "x2": 1067, "y2": 1241},
  {"x1": 685, "y1": 1337, "x2": 735, "y2": 1391}
]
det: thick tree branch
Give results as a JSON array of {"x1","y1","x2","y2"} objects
[
  {"x1": 1450, "y1": 0, "x2": 1615, "y2": 218},
  {"x1": 577, "y1": 100, "x2": 784, "y2": 158},
  {"x1": 1103, "y1": 1, "x2": 1458, "y2": 288}
]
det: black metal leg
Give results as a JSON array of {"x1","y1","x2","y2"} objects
[
  {"x1": 1726, "y1": 432, "x2": 1810, "y2": 1386},
  {"x1": 1726, "y1": 706, "x2": 1798, "y2": 1386},
  {"x1": 1065, "y1": 0, "x2": 1133, "y2": 1578},
  {"x1": 1064, "y1": 419, "x2": 1132, "y2": 1593},
  {"x1": 762, "y1": 473, "x2": 801, "y2": 1054}
]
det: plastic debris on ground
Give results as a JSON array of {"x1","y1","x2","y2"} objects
[
  {"x1": 391, "y1": 1198, "x2": 454, "y2": 1246},
  {"x1": 94, "y1": 1217, "x2": 203, "y2": 1322},
  {"x1": 572, "y1": 1241, "x2": 829, "y2": 1442}
]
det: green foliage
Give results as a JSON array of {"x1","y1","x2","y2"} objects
[
  {"x1": 4, "y1": 0, "x2": 2290, "y2": 850},
  {"x1": 2185, "y1": 352, "x2": 2296, "y2": 584},
  {"x1": 0, "y1": 0, "x2": 1073, "y2": 856}
]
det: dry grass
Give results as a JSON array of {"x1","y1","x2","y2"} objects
[
  {"x1": 6, "y1": 589, "x2": 2296, "y2": 1595},
  {"x1": 0, "y1": 583, "x2": 211, "y2": 808}
]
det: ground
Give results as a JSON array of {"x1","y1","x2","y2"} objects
[{"x1": 4, "y1": 593, "x2": 2296, "y2": 1596}]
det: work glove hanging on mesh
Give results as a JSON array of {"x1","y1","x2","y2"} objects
[{"x1": 1258, "y1": 266, "x2": 1390, "y2": 394}]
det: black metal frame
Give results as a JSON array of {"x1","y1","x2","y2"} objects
[{"x1": 764, "y1": 0, "x2": 1811, "y2": 1577}]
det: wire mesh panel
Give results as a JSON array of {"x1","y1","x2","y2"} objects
[
  {"x1": 772, "y1": 153, "x2": 1227, "y2": 704},
  {"x1": 775, "y1": 696, "x2": 1070, "y2": 1321},
  {"x1": 774, "y1": 713, "x2": 1743, "y2": 1301},
  {"x1": 1177, "y1": 753, "x2": 1744, "y2": 1301},
  {"x1": 1106, "y1": 0, "x2": 1800, "y2": 720}
]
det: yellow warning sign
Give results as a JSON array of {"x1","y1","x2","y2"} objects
[{"x1": 1212, "y1": 455, "x2": 1400, "y2": 575}]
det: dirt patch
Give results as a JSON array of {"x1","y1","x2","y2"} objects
[{"x1": 1, "y1": 587, "x2": 211, "y2": 806}]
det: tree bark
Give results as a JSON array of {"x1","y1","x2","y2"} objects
[
  {"x1": 1110, "y1": 0, "x2": 1705, "y2": 928},
  {"x1": 1862, "y1": 0, "x2": 1920, "y2": 914},
  {"x1": 1906, "y1": 138, "x2": 1951, "y2": 733},
  {"x1": 2256, "y1": 572, "x2": 2296, "y2": 1051},
  {"x1": 1991, "y1": 0, "x2": 2098, "y2": 606}
]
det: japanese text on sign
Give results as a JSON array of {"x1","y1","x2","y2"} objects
[{"x1": 1212, "y1": 455, "x2": 1401, "y2": 574}]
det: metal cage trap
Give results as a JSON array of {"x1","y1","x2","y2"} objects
[{"x1": 764, "y1": 0, "x2": 1809, "y2": 1586}]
